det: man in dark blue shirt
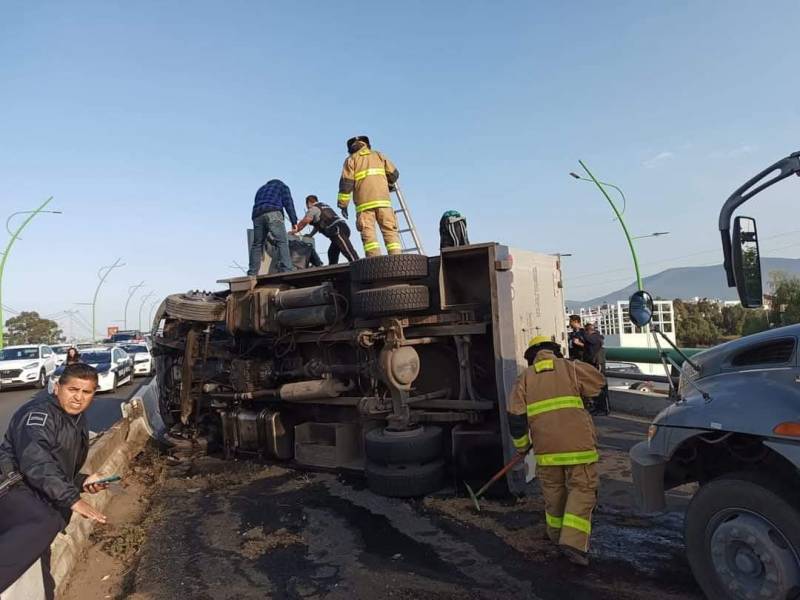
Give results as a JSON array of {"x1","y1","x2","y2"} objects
[{"x1": 248, "y1": 179, "x2": 298, "y2": 275}]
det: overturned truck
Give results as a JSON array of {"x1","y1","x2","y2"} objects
[{"x1": 152, "y1": 244, "x2": 565, "y2": 497}]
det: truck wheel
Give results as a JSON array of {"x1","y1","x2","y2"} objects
[
  {"x1": 352, "y1": 285, "x2": 429, "y2": 317},
  {"x1": 351, "y1": 254, "x2": 428, "y2": 284},
  {"x1": 165, "y1": 291, "x2": 226, "y2": 322},
  {"x1": 685, "y1": 473, "x2": 800, "y2": 600},
  {"x1": 365, "y1": 426, "x2": 443, "y2": 465},
  {"x1": 366, "y1": 459, "x2": 445, "y2": 498}
]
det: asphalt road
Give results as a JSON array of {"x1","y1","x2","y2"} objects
[{"x1": 0, "y1": 377, "x2": 152, "y2": 437}]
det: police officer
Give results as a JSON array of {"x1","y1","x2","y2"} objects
[
  {"x1": 507, "y1": 336, "x2": 605, "y2": 566},
  {"x1": 0, "y1": 363, "x2": 110, "y2": 597},
  {"x1": 292, "y1": 195, "x2": 359, "y2": 264},
  {"x1": 336, "y1": 136, "x2": 402, "y2": 257}
]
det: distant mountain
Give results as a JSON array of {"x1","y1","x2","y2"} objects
[{"x1": 567, "y1": 257, "x2": 800, "y2": 309}]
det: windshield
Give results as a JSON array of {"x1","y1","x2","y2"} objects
[
  {"x1": 51, "y1": 345, "x2": 70, "y2": 354},
  {"x1": 80, "y1": 352, "x2": 111, "y2": 364},
  {"x1": 111, "y1": 333, "x2": 137, "y2": 342},
  {"x1": 0, "y1": 348, "x2": 40, "y2": 361},
  {"x1": 121, "y1": 345, "x2": 148, "y2": 354}
]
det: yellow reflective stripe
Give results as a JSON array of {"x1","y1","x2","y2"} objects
[
  {"x1": 337, "y1": 192, "x2": 352, "y2": 202},
  {"x1": 356, "y1": 200, "x2": 393, "y2": 213},
  {"x1": 386, "y1": 242, "x2": 402, "y2": 250},
  {"x1": 512, "y1": 433, "x2": 530, "y2": 449},
  {"x1": 526, "y1": 396, "x2": 584, "y2": 417},
  {"x1": 358, "y1": 149, "x2": 371, "y2": 155},
  {"x1": 363, "y1": 242, "x2": 380, "y2": 251},
  {"x1": 536, "y1": 449, "x2": 598, "y2": 466},
  {"x1": 545, "y1": 512, "x2": 563, "y2": 529},
  {"x1": 534, "y1": 359, "x2": 554, "y2": 373},
  {"x1": 563, "y1": 513, "x2": 591, "y2": 534},
  {"x1": 354, "y1": 168, "x2": 386, "y2": 181}
]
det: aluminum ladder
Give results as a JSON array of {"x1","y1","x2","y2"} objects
[{"x1": 392, "y1": 183, "x2": 425, "y2": 255}]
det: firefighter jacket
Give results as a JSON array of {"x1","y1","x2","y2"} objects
[
  {"x1": 507, "y1": 350, "x2": 605, "y2": 466},
  {"x1": 0, "y1": 394, "x2": 89, "y2": 519},
  {"x1": 337, "y1": 147, "x2": 399, "y2": 213}
]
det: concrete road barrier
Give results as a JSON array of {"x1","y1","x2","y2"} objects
[
  {"x1": 608, "y1": 388, "x2": 671, "y2": 419},
  {"x1": 2, "y1": 396, "x2": 152, "y2": 600}
]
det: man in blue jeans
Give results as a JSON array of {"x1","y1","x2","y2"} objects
[{"x1": 248, "y1": 179, "x2": 298, "y2": 275}]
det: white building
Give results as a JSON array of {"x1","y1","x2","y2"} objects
[{"x1": 570, "y1": 300, "x2": 676, "y2": 375}]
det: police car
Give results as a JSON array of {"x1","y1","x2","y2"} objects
[
  {"x1": 118, "y1": 343, "x2": 153, "y2": 376},
  {"x1": 48, "y1": 346, "x2": 134, "y2": 393}
]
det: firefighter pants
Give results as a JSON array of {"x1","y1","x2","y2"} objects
[
  {"x1": 0, "y1": 486, "x2": 64, "y2": 598},
  {"x1": 356, "y1": 206, "x2": 401, "y2": 257},
  {"x1": 537, "y1": 462, "x2": 598, "y2": 552}
]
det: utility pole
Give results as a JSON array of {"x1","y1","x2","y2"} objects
[
  {"x1": 138, "y1": 290, "x2": 155, "y2": 332},
  {"x1": 123, "y1": 281, "x2": 145, "y2": 329},
  {"x1": 89, "y1": 258, "x2": 125, "y2": 341},
  {"x1": 63, "y1": 309, "x2": 80, "y2": 342},
  {"x1": 0, "y1": 197, "x2": 62, "y2": 349}
]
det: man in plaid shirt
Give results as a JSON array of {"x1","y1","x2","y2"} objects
[{"x1": 248, "y1": 179, "x2": 298, "y2": 275}]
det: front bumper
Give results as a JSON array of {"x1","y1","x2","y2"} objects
[
  {"x1": 1, "y1": 370, "x2": 41, "y2": 388},
  {"x1": 96, "y1": 372, "x2": 115, "y2": 392},
  {"x1": 134, "y1": 361, "x2": 152, "y2": 375},
  {"x1": 629, "y1": 440, "x2": 667, "y2": 513}
]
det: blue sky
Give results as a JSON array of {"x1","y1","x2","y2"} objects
[{"x1": 2, "y1": 1, "x2": 799, "y2": 338}]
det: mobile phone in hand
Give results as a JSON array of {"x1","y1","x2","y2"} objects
[{"x1": 92, "y1": 474, "x2": 122, "y2": 485}]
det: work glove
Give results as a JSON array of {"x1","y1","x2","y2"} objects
[
  {"x1": 388, "y1": 183, "x2": 397, "y2": 192},
  {"x1": 340, "y1": 206, "x2": 349, "y2": 219}
]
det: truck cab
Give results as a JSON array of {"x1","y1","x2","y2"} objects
[{"x1": 630, "y1": 151, "x2": 800, "y2": 600}]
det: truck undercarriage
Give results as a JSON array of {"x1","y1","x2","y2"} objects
[{"x1": 152, "y1": 244, "x2": 564, "y2": 497}]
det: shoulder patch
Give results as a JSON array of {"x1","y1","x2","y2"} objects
[{"x1": 26, "y1": 411, "x2": 48, "y2": 427}]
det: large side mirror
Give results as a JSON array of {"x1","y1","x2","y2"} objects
[
  {"x1": 628, "y1": 290, "x2": 654, "y2": 327},
  {"x1": 732, "y1": 216, "x2": 763, "y2": 308}
]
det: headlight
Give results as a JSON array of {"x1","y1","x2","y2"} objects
[{"x1": 22, "y1": 362, "x2": 39, "y2": 370}]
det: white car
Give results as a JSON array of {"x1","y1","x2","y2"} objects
[
  {"x1": 0, "y1": 344, "x2": 58, "y2": 390},
  {"x1": 118, "y1": 343, "x2": 154, "y2": 376},
  {"x1": 48, "y1": 346, "x2": 134, "y2": 394},
  {"x1": 50, "y1": 344, "x2": 72, "y2": 366}
]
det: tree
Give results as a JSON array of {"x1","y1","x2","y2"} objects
[
  {"x1": 741, "y1": 311, "x2": 770, "y2": 336},
  {"x1": 720, "y1": 304, "x2": 747, "y2": 337},
  {"x1": 769, "y1": 271, "x2": 800, "y2": 327},
  {"x1": 4, "y1": 311, "x2": 63, "y2": 345}
]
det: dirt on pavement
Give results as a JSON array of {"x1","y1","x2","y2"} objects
[{"x1": 58, "y1": 438, "x2": 701, "y2": 600}]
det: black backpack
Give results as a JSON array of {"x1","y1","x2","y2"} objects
[{"x1": 439, "y1": 210, "x2": 469, "y2": 248}]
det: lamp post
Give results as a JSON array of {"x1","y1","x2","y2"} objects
[
  {"x1": 632, "y1": 232, "x2": 670, "y2": 240},
  {"x1": 550, "y1": 252, "x2": 573, "y2": 257},
  {"x1": 569, "y1": 172, "x2": 627, "y2": 219},
  {"x1": 138, "y1": 291, "x2": 155, "y2": 332},
  {"x1": 573, "y1": 161, "x2": 643, "y2": 291},
  {"x1": 147, "y1": 298, "x2": 161, "y2": 332},
  {"x1": 0, "y1": 198, "x2": 61, "y2": 348},
  {"x1": 123, "y1": 281, "x2": 145, "y2": 330},
  {"x1": 89, "y1": 258, "x2": 125, "y2": 341}
]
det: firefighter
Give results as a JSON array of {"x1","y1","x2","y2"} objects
[
  {"x1": 337, "y1": 135, "x2": 401, "y2": 257},
  {"x1": 507, "y1": 335, "x2": 605, "y2": 566}
]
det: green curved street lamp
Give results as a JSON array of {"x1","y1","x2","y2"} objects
[{"x1": 0, "y1": 197, "x2": 62, "y2": 349}]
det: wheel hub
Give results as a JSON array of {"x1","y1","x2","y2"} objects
[{"x1": 710, "y1": 511, "x2": 800, "y2": 599}]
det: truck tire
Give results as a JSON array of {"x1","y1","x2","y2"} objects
[
  {"x1": 685, "y1": 472, "x2": 800, "y2": 600},
  {"x1": 352, "y1": 285, "x2": 429, "y2": 317},
  {"x1": 365, "y1": 426, "x2": 443, "y2": 465},
  {"x1": 165, "y1": 291, "x2": 226, "y2": 322},
  {"x1": 366, "y1": 459, "x2": 445, "y2": 498},
  {"x1": 350, "y1": 254, "x2": 428, "y2": 284}
]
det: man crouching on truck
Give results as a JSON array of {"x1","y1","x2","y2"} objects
[
  {"x1": 507, "y1": 336, "x2": 605, "y2": 566},
  {"x1": 0, "y1": 363, "x2": 110, "y2": 598}
]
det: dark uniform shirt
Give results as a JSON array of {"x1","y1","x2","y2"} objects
[{"x1": 0, "y1": 394, "x2": 89, "y2": 521}]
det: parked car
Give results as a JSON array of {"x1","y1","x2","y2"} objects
[
  {"x1": 0, "y1": 344, "x2": 58, "y2": 390},
  {"x1": 110, "y1": 330, "x2": 143, "y2": 344},
  {"x1": 48, "y1": 346, "x2": 134, "y2": 393},
  {"x1": 118, "y1": 343, "x2": 153, "y2": 376}
]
